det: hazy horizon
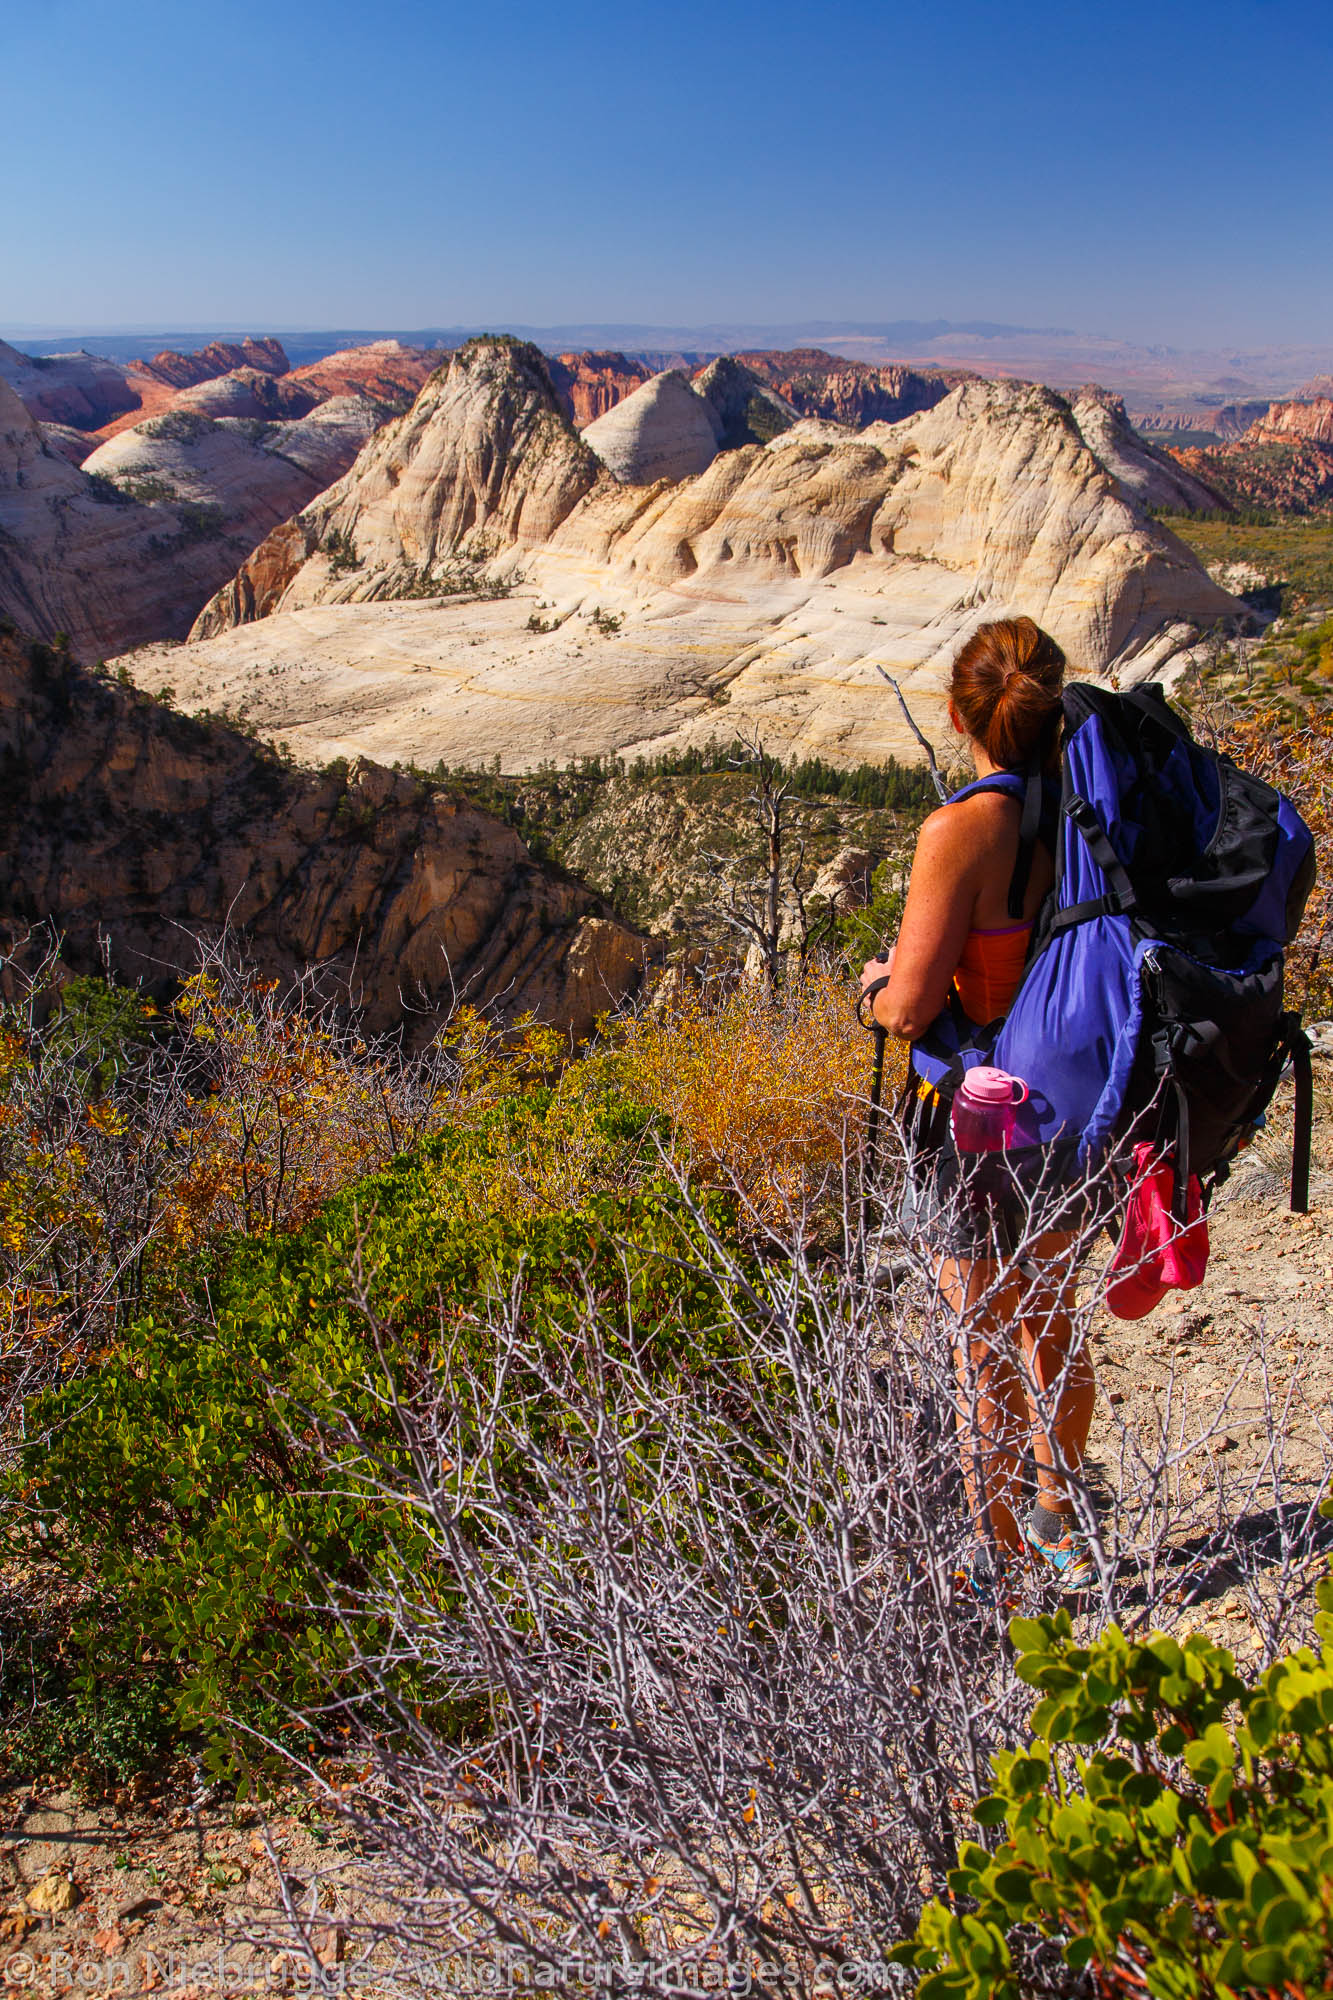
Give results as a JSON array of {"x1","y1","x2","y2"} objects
[{"x1": 4, "y1": 0, "x2": 1330, "y2": 349}]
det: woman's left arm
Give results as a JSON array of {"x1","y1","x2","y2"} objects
[{"x1": 859, "y1": 806, "x2": 980, "y2": 1040}]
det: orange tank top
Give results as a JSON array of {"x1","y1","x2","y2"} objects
[{"x1": 953, "y1": 921, "x2": 1032, "y2": 1024}]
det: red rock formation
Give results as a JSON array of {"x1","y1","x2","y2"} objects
[
  {"x1": 287, "y1": 340, "x2": 441, "y2": 412},
  {"x1": 95, "y1": 342, "x2": 439, "y2": 441},
  {"x1": 191, "y1": 517, "x2": 322, "y2": 636},
  {"x1": 1161, "y1": 394, "x2": 1333, "y2": 515},
  {"x1": 1170, "y1": 436, "x2": 1333, "y2": 516},
  {"x1": 732, "y1": 348, "x2": 964, "y2": 427},
  {"x1": 89, "y1": 341, "x2": 293, "y2": 441},
  {"x1": 1252, "y1": 397, "x2": 1333, "y2": 447},
  {"x1": 138, "y1": 337, "x2": 290, "y2": 390},
  {"x1": 548, "y1": 351, "x2": 653, "y2": 426}
]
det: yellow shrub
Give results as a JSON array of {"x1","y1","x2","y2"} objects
[
  {"x1": 161, "y1": 977, "x2": 565, "y2": 1249},
  {"x1": 612, "y1": 969, "x2": 908, "y2": 1221}
]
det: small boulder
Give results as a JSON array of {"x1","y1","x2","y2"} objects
[{"x1": 26, "y1": 1872, "x2": 79, "y2": 1914}]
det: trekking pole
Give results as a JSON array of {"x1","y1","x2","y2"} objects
[
  {"x1": 862, "y1": 1020, "x2": 888, "y2": 1246},
  {"x1": 860, "y1": 673, "x2": 947, "y2": 1259}
]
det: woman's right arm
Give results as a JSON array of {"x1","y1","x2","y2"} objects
[{"x1": 859, "y1": 806, "x2": 980, "y2": 1041}]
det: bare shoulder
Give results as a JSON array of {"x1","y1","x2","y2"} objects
[{"x1": 915, "y1": 789, "x2": 1017, "y2": 856}]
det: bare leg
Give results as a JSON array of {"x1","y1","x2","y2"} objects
[
  {"x1": 940, "y1": 1254, "x2": 1028, "y2": 1553},
  {"x1": 942, "y1": 1231, "x2": 1095, "y2": 1553},
  {"x1": 1016, "y1": 1231, "x2": 1095, "y2": 1518}
]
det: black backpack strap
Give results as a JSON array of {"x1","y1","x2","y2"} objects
[
  {"x1": 1045, "y1": 796, "x2": 1139, "y2": 935},
  {"x1": 1286, "y1": 1015, "x2": 1313, "y2": 1214},
  {"x1": 1006, "y1": 765, "x2": 1045, "y2": 921},
  {"x1": 1120, "y1": 684, "x2": 1188, "y2": 740}
]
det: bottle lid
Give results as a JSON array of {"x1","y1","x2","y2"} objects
[{"x1": 960, "y1": 1065, "x2": 1018, "y2": 1105}]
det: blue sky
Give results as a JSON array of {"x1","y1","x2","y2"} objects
[{"x1": 3, "y1": 0, "x2": 1329, "y2": 346}]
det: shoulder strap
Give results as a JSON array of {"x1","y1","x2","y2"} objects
[
  {"x1": 1007, "y1": 767, "x2": 1044, "y2": 921},
  {"x1": 945, "y1": 773, "x2": 1025, "y2": 805},
  {"x1": 942, "y1": 770, "x2": 1043, "y2": 922}
]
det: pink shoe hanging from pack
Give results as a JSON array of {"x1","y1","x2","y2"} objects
[{"x1": 1105, "y1": 1141, "x2": 1209, "y2": 1320}]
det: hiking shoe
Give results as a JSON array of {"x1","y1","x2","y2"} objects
[
  {"x1": 954, "y1": 1545, "x2": 1021, "y2": 1614},
  {"x1": 1022, "y1": 1510, "x2": 1099, "y2": 1592}
]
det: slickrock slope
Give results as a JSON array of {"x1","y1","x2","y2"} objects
[
  {"x1": 0, "y1": 340, "x2": 141, "y2": 429},
  {"x1": 38, "y1": 422, "x2": 97, "y2": 467},
  {"x1": 548, "y1": 350, "x2": 653, "y2": 426},
  {"x1": 0, "y1": 626, "x2": 645, "y2": 1038},
  {"x1": 581, "y1": 370, "x2": 724, "y2": 484},
  {"x1": 169, "y1": 367, "x2": 321, "y2": 420},
  {"x1": 0, "y1": 366, "x2": 396, "y2": 660},
  {"x1": 0, "y1": 377, "x2": 263, "y2": 657},
  {"x1": 93, "y1": 340, "x2": 437, "y2": 440},
  {"x1": 192, "y1": 337, "x2": 601, "y2": 621},
  {"x1": 162, "y1": 341, "x2": 1244, "y2": 775},
  {"x1": 83, "y1": 397, "x2": 385, "y2": 546},
  {"x1": 1070, "y1": 389, "x2": 1227, "y2": 513},
  {"x1": 549, "y1": 347, "x2": 960, "y2": 436}
]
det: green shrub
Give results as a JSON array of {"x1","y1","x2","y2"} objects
[
  {"x1": 11, "y1": 1089, "x2": 738, "y2": 1778},
  {"x1": 323, "y1": 526, "x2": 362, "y2": 577},
  {"x1": 899, "y1": 1568, "x2": 1333, "y2": 1998}
]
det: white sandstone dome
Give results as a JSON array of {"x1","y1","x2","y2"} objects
[{"x1": 581, "y1": 369, "x2": 722, "y2": 485}]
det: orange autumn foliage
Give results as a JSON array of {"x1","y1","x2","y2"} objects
[
  {"x1": 160, "y1": 974, "x2": 565, "y2": 1249},
  {"x1": 1218, "y1": 707, "x2": 1333, "y2": 1017},
  {"x1": 613, "y1": 968, "x2": 907, "y2": 1221}
]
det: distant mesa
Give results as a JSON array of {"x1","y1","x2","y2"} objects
[{"x1": 582, "y1": 370, "x2": 724, "y2": 485}]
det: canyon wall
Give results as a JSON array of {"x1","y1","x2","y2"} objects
[{"x1": 0, "y1": 625, "x2": 646, "y2": 1039}]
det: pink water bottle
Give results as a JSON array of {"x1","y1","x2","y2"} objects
[{"x1": 950, "y1": 1066, "x2": 1029, "y2": 1153}]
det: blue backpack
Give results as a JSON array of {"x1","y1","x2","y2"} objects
[{"x1": 907, "y1": 683, "x2": 1317, "y2": 1215}]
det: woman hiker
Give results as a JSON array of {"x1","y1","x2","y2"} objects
[{"x1": 859, "y1": 617, "x2": 1097, "y2": 1595}]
